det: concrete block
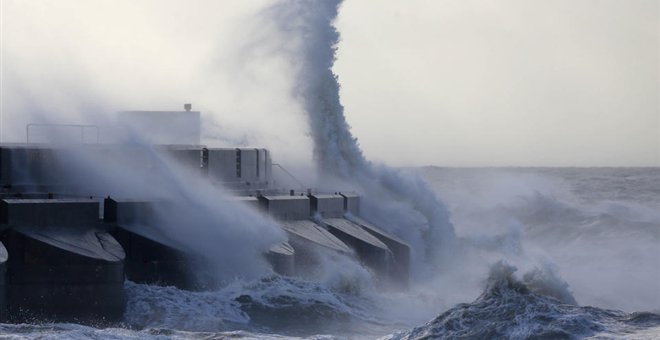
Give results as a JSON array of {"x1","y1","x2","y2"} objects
[
  {"x1": 104, "y1": 198, "x2": 200, "y2": 289},
  {"x1": 205, "y1": 148, "x2": 272, "y2": 190},
  {"x1": 7, "y1": 227, "x2": 125, "y2": 267},
  {"x1": 264, "y1": 150, "x2": 272, "y2": 183},
  {"x1": 309, "y1": 194, "x2": 344, "y2": 218},
  {"x1": 2, "y1": 228, "x2": 125, "y2": 322},
  {"x1": 322, "y1": 218, "x2": 390, "y2": 280},
  {"x1": 207, "y1": 148, "x2": 239, "y2": 183},
  {"x1": 240, "y1": 149, "x2": 258, "y2": 184},
  {"x1": 349, "y1": 216, "x2": 411, "y2": 289},
  {"x1": 259, "y1": 195, "x2": 310, "y2": 220},
  {"x1": 280, "y1": 220, "x2": 351, "y2": 254},
  {"x1": 322, "y1": 218, "x2": 388, "y2": 250},
  {"x1": 0, "y1": 146, "x2": 68, "y2": 188},
  {"x1": 103, "y1": 198, "x2": 161, "y2": 226},
  {"x1": 157, "y1": 146, "x2": 203, "y2": 174},
  {"x1": 257, "y1": 149, "x2": 267, "y2": 181},
  {"x1": 104, "y1": 198, "x2": 184, "y2": 250},
  {"x1": 267, "y1": 242, "x2": 295, "y2": 276},
  {"x1": 341, "y1": 193, "x2": 360, "y2": 215},
  {"x1": 110, "y1": 227, "x2": 196, "y2": 289},
  {"x1": 0, "y1": 199, "x2": 99, "y2": 228}
]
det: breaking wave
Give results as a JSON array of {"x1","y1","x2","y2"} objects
[{"x1": 387, "y1": 262, "x2": 660, "y2": 340}]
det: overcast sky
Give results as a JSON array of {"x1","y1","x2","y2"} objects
[{"x1": 1, "y1": 0, "x2": 658, "y2": 166}]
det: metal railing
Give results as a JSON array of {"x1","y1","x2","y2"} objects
[
  {"x1": 272, "y1": 163, "x2": 306, "y2": 189},
  {"x1": 26, "y1": 123, "x2": 100, "y2": 144}
]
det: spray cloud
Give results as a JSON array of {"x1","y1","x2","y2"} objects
[{"x1": 267, "y1": 0, "x2": 456, "y2": 273}]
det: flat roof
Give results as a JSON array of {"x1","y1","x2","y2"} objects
[
  {"x1": 310, "y1": 194, "x2": 343, "y2": 199},
  {"x1": 2, "y1": 198, "x2": 97, "y2": 204},
  {"x1": 262, "y1": 195, "x2": 309, "y2": 201},
  {"x1": 231, "y1": 196, "x2": 259, "y2": 202}
]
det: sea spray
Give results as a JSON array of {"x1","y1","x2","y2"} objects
[
  {"x1": 50, "y1": 139, "x2": 287, "y2": 281},
  {"x1": 423, "y1": 167, "x2": 660, "y2": 312},
  {"x1": 270, "y1": 0, "x2": 456, "y2": 274}
]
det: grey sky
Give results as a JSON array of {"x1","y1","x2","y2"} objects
[
  {"x1": 1, "y1": 0, "x2": 658, "y2": 166},
  {"x1": 336, "y1": 0, "x2": 659, "y2": 166}
]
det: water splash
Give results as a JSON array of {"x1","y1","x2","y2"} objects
[
  {"x1": 386, "y1": 262, "x2": 660, "y2": 340},
  {"x1": 269, "y1": 0, "x2": 455, "y2": 273}
]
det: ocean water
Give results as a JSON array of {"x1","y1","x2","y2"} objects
[{"x1": 1, "y1": 167, "x2": 659, "y2": 339}]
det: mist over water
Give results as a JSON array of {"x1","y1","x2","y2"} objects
[{"x1": 419, "y1": 167, "x2": 660, "y2": 313}]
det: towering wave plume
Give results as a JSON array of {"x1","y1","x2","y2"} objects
[{"x1": 269, "y1": 0, "x2": 456, "y2": 271}]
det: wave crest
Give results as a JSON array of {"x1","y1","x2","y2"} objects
[{"x1": 388, "y1": 262, "x2": 660, "y2": 340}]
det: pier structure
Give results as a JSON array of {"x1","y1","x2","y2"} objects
[{"x1": 0, "y1": 108, "x2": 410, "y2": 322}]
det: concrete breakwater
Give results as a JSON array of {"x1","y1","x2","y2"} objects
[{"x1": 0, "y1": 144, "x2": 409, "y2": 323}]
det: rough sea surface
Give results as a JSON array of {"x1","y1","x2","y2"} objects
[{"x1": 1, "y1": 167, "x2": 659, "y2": 339}]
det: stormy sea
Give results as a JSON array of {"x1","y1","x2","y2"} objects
[
  {"x1": 1, "y1": 167, "x2": 659, "y2": 339},
  {"x1": 2, "y1": 0, "x2": 658, "y2": 338}
]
